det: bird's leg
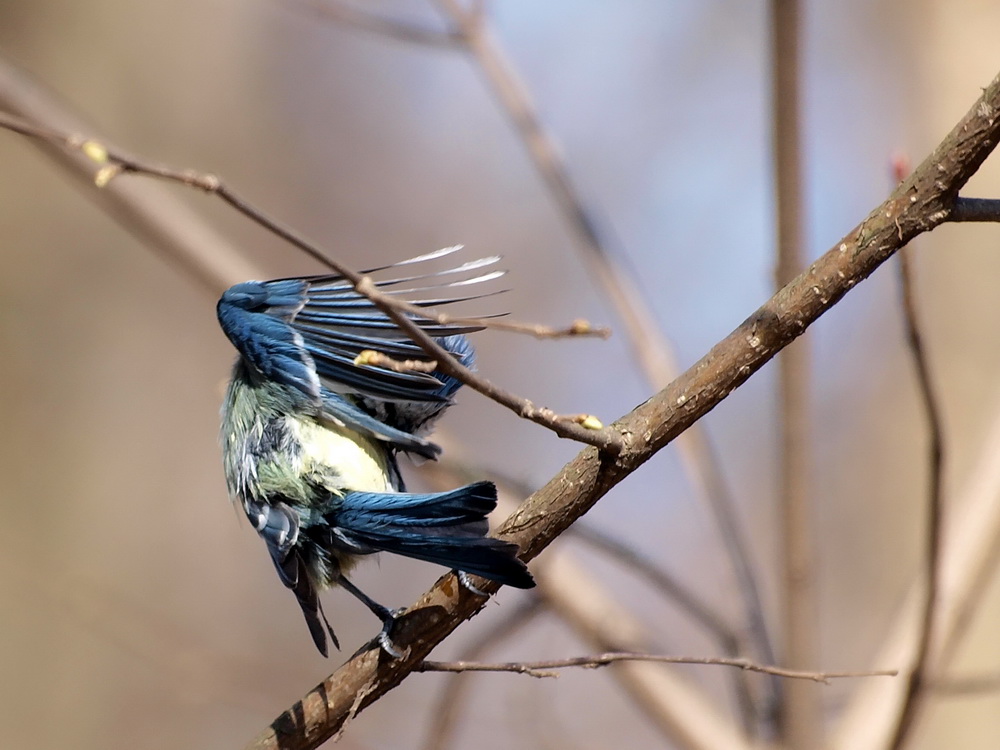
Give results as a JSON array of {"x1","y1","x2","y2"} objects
[{"x1": 338, "y1": 575, "x2": 406, "y2": 658}]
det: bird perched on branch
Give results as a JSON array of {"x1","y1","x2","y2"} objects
[{"x1": 217, "y1": 246, "x2": 535, "y2": 656}]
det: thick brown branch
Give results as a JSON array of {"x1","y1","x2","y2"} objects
[{"x1": 243, "y1": 69, "x2": 1000, "y2": 750}]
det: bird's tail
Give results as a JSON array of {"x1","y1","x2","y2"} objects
[{"x1": 325, "y1": 481, "x2": 535, "y2": 589}]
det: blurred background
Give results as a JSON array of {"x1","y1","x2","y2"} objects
[{"x1": 2, "y1": 1, "x2": 1000, "y2": 748}]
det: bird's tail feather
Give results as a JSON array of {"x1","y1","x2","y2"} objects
[
  {"x1": 251, "y1": 500, "x2": 340, "y2": 655},
  {"x1": 329, "y1": 481, "x2": 535, "y2": 589},
  {"x1": 279, "y1": 551, "x2": 339, "y2": 657}
]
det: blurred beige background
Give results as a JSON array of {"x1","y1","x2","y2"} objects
[{"x1": 2, "y1": 1, "x2": 1000, "y2": 748}]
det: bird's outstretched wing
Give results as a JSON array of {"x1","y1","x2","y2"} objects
[
  {"x1": 218, "y1": 246, "x2": 502, "y2": 402},
  {"x1": 217, "y1": 246, "x2": 502, "y2": 455}
]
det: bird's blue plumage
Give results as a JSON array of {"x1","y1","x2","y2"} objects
[
  {"x1": 218, "y1": 247, "x2": 534, "y2": 656},
  {"x1": 217, "y1": 288, "x2": 320, "y2": 400}
]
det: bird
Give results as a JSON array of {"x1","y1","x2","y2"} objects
[{"x1": 216, "y1": 246, "x2": 535, "y2": 656}]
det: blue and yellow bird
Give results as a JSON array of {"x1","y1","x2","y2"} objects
[{"x1": 216, "y1": 247, "x2": 534, "y2": 656}]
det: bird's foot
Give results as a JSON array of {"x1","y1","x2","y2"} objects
[{"x1": 377, "y1": 609, "x2": 408, "y2": 659}]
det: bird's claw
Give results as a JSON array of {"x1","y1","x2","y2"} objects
[
  {"x1": 457, "y1": 570, "x2": 491, "y2": 598},
  {"x1": 377, "y1": 609, "x2": 408, "y2": 659}
]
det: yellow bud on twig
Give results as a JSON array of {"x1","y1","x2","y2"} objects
[
  {"x1": 94, "y1": 164, "x2": 121, "y2": 188},
  {"x1": 81, "y1": 140, "x2": 109, "y2": 164}
]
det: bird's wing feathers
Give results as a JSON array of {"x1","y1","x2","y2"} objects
[
  {"x1": 217, "y1": 247, "x2": 503, "y2": 405},
  {"x1": 217, "y1": 286, "x2": 321, "y2": 400},
  {"x1": 318, "y1": 389, "x2": 442, "y2": 458}
]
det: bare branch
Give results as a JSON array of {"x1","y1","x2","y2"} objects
[
  {"x1": 354, "y1": 349, "x2": 440, "y2": 374},
  {"x1": 490, "y1": 317, "x2": 611, "y2": 340},
  {"x1": 420, "y1": 598, "x2": 545, "y2": 750},
  {"x1": 0, "y1": 109, "x2": 622, "y2": 454},
  {"x1": 770, "y1": 0, "x2": 820, "y2": 744},
  {"x1": 887, "y1": 240, "x2": 946, "y2": 750},
  {"x1": 418, "y1": 652, "x2": 898, "y2": 684},
  {"x1": 568, "y1": 523, "x2": 757, "y2": 733},
  {"x1": 949, "y1": 196, "x2": 1000, "y2": 222},
  {"x1": 354, "y1": 279, "x2": 621, "y2": 453},
  {"x1": 243, "y1": 70, "x2": 1000, "y2": 750}
]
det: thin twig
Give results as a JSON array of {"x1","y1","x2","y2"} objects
[
  {"x1": 356, "y1": 279, "x2": 621, "y2": 453},
  {"x1": 0, "y1": 110, "x2": 622, "y2": 455},
  {"x1": 534, "y1": 551, "x2": 756, "y2": 750},
  {"x1": 887, "y1": 243, "x2": 946, "y2": 750},
  {"x1": 420, "y1": 598, "x2": 545, "y2": 750},
  {"x1": 431, "y1": 0, "x2": 779, "y2": 698},
  {"x1": 2, "y1": 113, "x2": 603, "y2": 338},
  {"x1": 418, "y1": 652, "x2": 898, "y2": 684},
  {"x1": 949, "y1": 196, "x2": 1000, "y2": 222},
  {"x1": 770, "y1": 0, "x2": 819, "y2": 744},
  {"x1": 354, "y1": 350, "x2": 440, "y2": 374},
  {"x1": 568, "y1": 523, "x2": 758, "y2": 734}
]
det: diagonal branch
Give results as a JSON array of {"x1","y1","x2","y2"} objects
[
  {"x1": 243, "y1": 69, "x2": 1000, "y2": 750},
  {"x1": 0, "y1": 107, "x2": 621, "y2": 454}
]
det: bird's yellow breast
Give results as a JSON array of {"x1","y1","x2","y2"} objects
[{"x1": 289, "y1": 416, "x2": 394, "y2": 495}]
